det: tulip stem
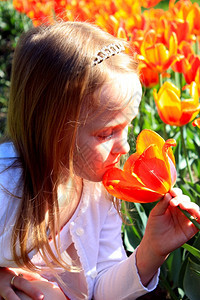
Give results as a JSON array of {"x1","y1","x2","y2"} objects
[
  {"x1": 159, "y1": 73, "x2": 163, "y2": 87},
  {"x1": 158, "y1": 73, "x2": 167, "y2": 139},
  {"x1": 175, "y1": 72, "x2": 180, "y2": 89},
  {"x1": 178, "y1": 207, "x2": 200, "y2": 230},
  {"x1": 180, "y1": 126, "x2": 194, "y2": 183},
  {"x1": 149, "y1": 96, "x2": 156, "y2": 129},
  {"x1": 179, "y1": 73, "x2": 183, "y2": 98}
]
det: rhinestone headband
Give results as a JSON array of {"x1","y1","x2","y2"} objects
[{"x1": 93, "y1": 42, "x2": 125, "y2": 66}]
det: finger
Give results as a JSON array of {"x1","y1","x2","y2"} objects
[
  {"x1": 1, "y1": 287, "x2": 21, "y2": 300},
  {"x1": 170, "y1": 198, "x2": 200, "y2": 221},
  {"x1": 9, "y1": 268, "x2": 46, "y2": 282},
  {"x1": 170, "y1": 187, "x2": 183, "y2": 197},
  {"x1": 151, "y1": 193, "x2": 172, "y2": 216},
  {"x1": 170, "y1": 195, "x2": 191, "y2": 207},
  {"x1": 178, "y1": 202, "x2": 200, "y2": 221},
  {"x1": 12, "y1": 276, "x2": 44, "y2": 300}
]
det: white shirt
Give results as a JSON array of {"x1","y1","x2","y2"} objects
[{"x1": 0, "y1": 142, "x2": 159, "y2": 299}]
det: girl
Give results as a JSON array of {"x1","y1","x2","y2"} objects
[{"x1": 0, "y1": 21, "x2": 199, "y2": 300}]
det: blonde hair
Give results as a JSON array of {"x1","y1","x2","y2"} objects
[{"x1": 6, "y1": 21, "x2": 138, "y2": 271}]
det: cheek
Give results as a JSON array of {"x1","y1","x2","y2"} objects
[
  {"x1": 90, "y1": 144, "x2": 110, "y2": 166},
  {"x1": 82, "y1": 143, "x2": 110, "y2": 165},
  {"x1": 74, "y1": 139, "x2": 112, "y2": 170}
]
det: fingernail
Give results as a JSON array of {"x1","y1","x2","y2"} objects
[{"x1": 37, "y1": 295, "x2": 44, "y2": 300}]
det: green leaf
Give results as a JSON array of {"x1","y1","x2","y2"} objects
[
  {"x1": 166, "y1": 248, "x2": 183, "y2": 287},
  {"x1": 182, "y1": 243, "x2": 200, "y2": 259},
  {"x1": 123, "y1": 226, "x2": 141, "y2": 251},
  {"x1": 133, "y1": 202, "x2": 148, "y2": 235},
  {"x1": 183, "y1": 257, "x2": 200, "y2": 300}
]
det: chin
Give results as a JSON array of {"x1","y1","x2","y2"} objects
[
  {"x1": 74, "y1": 164, "x2": 106, "y2": 182},
  {"x1": 84, "y1": 174, "x2": 104, "y2": 182},
  {"x1": 77, "y1": 171, "x2": 104, "y2": 183}
]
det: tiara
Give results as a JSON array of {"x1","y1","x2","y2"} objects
[{"x1": 93, "y1": 43, "x2": 125, "y2": 66}]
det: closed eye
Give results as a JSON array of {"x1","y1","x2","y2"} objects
[
  {"x1": 97, "y1": 130, "x2": 114, "y2": 141},
  {"x1": 95, "y1": 123, "x2": 130, "y2": 142}
]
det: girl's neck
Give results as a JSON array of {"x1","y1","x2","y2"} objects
[{"x1": 57, "y1": 175, "x2": 83, "y2": 228}]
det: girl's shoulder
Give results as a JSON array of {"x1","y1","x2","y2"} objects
[
  {"x1": 0, "y1": 141, "x2": 21, "y2": 185},
  {"x1": 0, "y1": 141, "x2": 22, "y2": 209},
  {"x1": 0, "y1": 141, "x2": 18, "y2": 159},
  {"x1": 0, "y1": 143, "x2": 22, "y2": 267},
  {"x1": 0, "y1": 141, "x2": 20, "y2": 173}
]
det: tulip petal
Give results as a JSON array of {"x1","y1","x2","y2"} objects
[
  {"x1": 168, "y1": 157, "x2": 177, "y2": 187},
  {"x1": 106, "y1": 185, "x2": 163, "y2": 203},
  {"x1": 163, "y1": 138, "x2": 176, "y2": 166},
  {"x1": 169, "y1": 32, "x2": 178, "y2": 56},
  {"x1": 190, "y1": 81, "x2": 199, "y2": 104},
  {"x1": 180, "y1": 109, "x2": 200, "y2": 126},
  {"x1": 136, "y1": 129, "x2": 176, "y2": 168},
  {"x1": 156, "y1": 44, "x2": 169, "y2": 65},
  {"x1": 103, "y1": 167, "x2": 163, "y2": 203},
  {"x1": 158, "y1": 81, "x2": 180, "y2": 98},
  {"x1": 141, "y1": 29, "x2": 156, "y2": 57},
  {"x1": 124, "y1": 153, "x2": 140, "y2": 173},
  {"x1": 192, "y1": 118, "x2": 200, "y2": 128},
  {"x1": 136, "y1": 129, "x2": 164, "y2": 155},
  {"x1": 162, "y1": 139, "x2": 177, "y2": 185},
  {"x1": 103, "y1": 167, "x2": 145, "y2": 189},
  {"x1": 133, "y1": 145, "x2": 171, "y2": 194}
]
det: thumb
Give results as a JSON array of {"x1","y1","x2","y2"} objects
[{"x1": 150, "y1": 193, "x2": 172, "y2": 216}]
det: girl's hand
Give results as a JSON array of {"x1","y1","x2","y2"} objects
[
  {"x1": 136, "y1": 188, "x2": 200, "y2": 286},
  {"x1": 145, "y1": 187, "x2": 200, "y2": 257},
  {"x1": 0, "y1": 267, "x2": 45, "y2": 300}
]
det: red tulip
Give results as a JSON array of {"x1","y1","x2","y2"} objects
[
  {"x1": 140, "y1": 0, "x2": 162, "y2": 8},
  {"x1": 103, "y1": 129, "x2": 177, "y2": 203},
  {"x1": 192, "y1": 118, "x2": 200, "y2": 128},
  {"x1": 139, "y1": 64, "x2": 159, "y2": 88}
]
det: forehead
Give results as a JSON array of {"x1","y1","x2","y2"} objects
[{"x1": 88, "y1": 72, "x2": 142, "y2": 127}]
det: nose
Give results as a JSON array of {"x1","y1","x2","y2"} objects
[{"x1": 111, "y1": 132, "x2": 130, "y2": 155}]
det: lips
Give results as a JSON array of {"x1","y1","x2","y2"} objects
[{"x1": 106, "y1": 156, "x2": 121, "y2": 168}]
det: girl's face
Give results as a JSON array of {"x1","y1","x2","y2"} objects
[{"x1": 74, "y1": 72, "x2": 142, "y2": 182}]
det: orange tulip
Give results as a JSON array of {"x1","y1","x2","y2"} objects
[
  {"x1": 103, "y1": 129, "x2": 177, "y2": 203},
  {"x1": 153, "y1": 81, "x2": 200, "y2": 126},
  {"x1": 192, "y1": 118, "x2": 200, "y2": 128},
  {"x1": 138, "y1": 30, "x2": 180, "y2": 74}
]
